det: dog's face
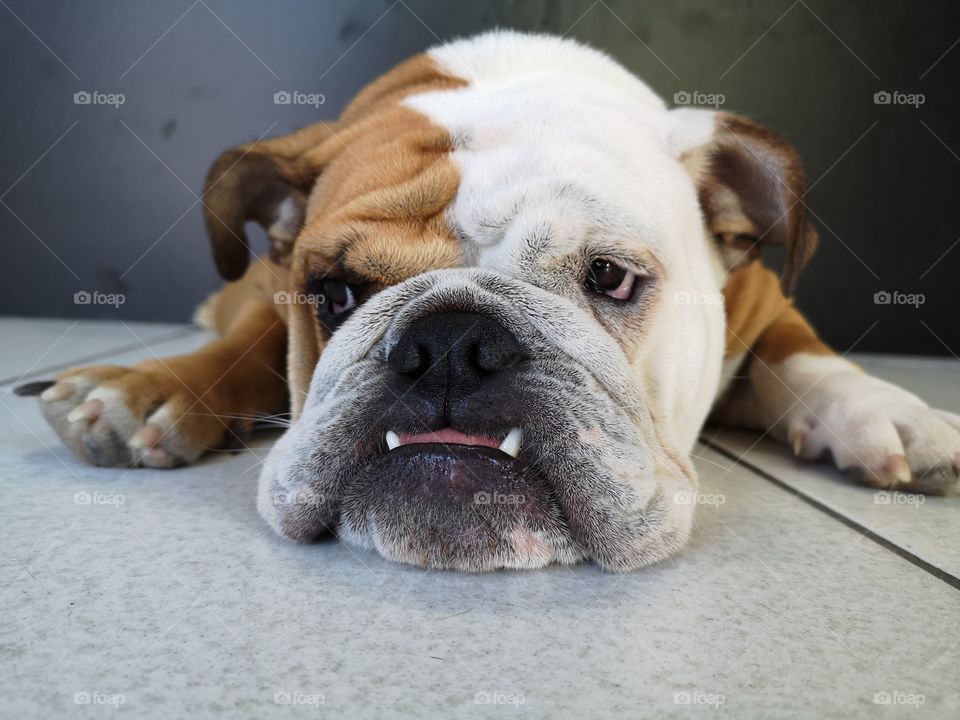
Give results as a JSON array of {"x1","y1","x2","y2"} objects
[{"x1": 212, "y1": 35, "x2": 814, "y2": 571}]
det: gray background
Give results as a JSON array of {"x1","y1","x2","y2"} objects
[{"x1": 1, "y1": 0, "x2": 957, "y2": 355}]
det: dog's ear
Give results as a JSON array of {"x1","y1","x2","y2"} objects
[
  {"x1": 667, "y1": 109, "x2": 818, "y2": 295},
  {"x1": 201, "y1": 123, "x2": 338, "y2": 281}
]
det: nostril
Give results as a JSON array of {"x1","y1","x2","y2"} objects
[
  {"x1": 388, "y1": 341, "x2": 427, "y2": 376},
  {"x1": 388, "y1": 311, "x2": 525, "y2": 384},
  {"x1": 474, "y1": 338, "x2": 523, "y2": 373}
]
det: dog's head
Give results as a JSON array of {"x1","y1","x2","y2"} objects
[{"x1": 204, "y1": 33, "x2": 816, "y2": 571}]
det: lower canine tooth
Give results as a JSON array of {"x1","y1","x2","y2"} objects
[
  {"x1": 499, "y1": 427, "x2": 522, "y2": 458},
  {"x1": 385, "y1": 430, "x2": 400, "y2": 451}
]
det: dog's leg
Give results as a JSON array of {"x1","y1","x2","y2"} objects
[
  {"x1": 713, "y1": 264, "x2": 960, "y2": 495},
  {"x1": 20, "y1": 288, "x2": 288, "y2": 468}
]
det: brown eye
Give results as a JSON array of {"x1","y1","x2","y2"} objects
[
  {"x1": 322, "y1": 279, "x2": 356, "y2": 315},
  {"x1": 585, "y1": 259, "x2": 636, "y2": 300},
  {"x1": 310, "y1": 277, "x2": 360, "y2": 332}
]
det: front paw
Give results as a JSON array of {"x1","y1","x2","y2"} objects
[
  {"x1": 17, "y1": 364, "x2": 234, "y2": 468},
  {"x1": 788, "y1": 375, "x2": 960, "y2": 495}
]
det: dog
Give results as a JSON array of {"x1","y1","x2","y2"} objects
[{"x1": 17, "y1": 31, "x2": 960, "y2": 572}]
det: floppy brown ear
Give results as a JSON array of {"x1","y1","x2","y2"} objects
[
  {"x1": 670, "y1": 110, "x2": 818, "y2": 295},
  {"x1": 201, "y1": 123, "x2": 338, "y2": 281}
]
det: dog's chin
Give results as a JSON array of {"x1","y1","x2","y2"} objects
[{"x1": 336, "y1": 444, "x2": 589, "y2": 572}]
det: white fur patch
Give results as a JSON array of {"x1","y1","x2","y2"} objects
[{"x1": 403, "y1": 30, "x2": 726, "y2": 452}]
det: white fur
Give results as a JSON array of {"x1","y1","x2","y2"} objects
[
  {"x1": 407, "y1": 30, "x2": 726, "y2": 453},
  {"x1": 744, "y1": 353, "x2": 959, "y2": 484}
]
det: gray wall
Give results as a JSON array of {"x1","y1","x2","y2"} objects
[{"x1": 1, "y1": 0, "x2": 958, "y2": 355}]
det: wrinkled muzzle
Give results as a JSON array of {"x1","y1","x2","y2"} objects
[{"x1": 257, "y1": 268, "x2": 697, "y2": 571}]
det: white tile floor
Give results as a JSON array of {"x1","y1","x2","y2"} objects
[{"x1": 1, "y1": 319, "x2": 958, "y2": 719}]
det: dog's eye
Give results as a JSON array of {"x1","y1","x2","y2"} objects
[
  {"x1": 313, "y1": 278, "x2": 359, "y2": 331},
  {"x1": 323, "y1": 279, "x2": 357, "y2": 315},
  {"x1": 585, "y1": 259, "x2": 636, "y2": 300}
]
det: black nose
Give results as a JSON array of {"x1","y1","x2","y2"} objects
[{"x1": 388, "y1": 311, "x2": 525, "y2": 383}]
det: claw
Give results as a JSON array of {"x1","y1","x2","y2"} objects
[
  {"x1": 787, "y1": 418, "x2": 812, "y2": 457},
  {"x1": 791, "y1": 431, "x2": 805, "y2": 457},
  {"x1": 12, "y1": 380, "x2": 56, "y2": 397},
  {"x1": 129, "y1": 423, "x2": 164, "y2": 449},
  {"x1": 884, "y1": 455, "x2": 911, "y2": 486},
  {"x1": 142, "y1": 447, "x2": 180, "y2": 468},
  {"x1": 67, "y1": 398, "x2": 102, "y2": 424}
]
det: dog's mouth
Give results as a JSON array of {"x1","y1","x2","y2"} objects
[
  {"x1": 337, "y1": 423, "x2": 590, "y2": 570},
  {"x1": 382, "y1": 426, "x2": 523, "y2": 459}
]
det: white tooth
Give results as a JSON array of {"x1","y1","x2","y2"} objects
[
  {"x1": 385, "y1": 430, "x2": 401, "y2": 451},
  {"x1": 498, "y1": 427, "x2": 522, "y2": 458}
]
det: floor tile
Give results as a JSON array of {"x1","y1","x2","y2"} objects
[
  {"x1": 853, "y1": 353, "x2": 960, "y2": 412},
  {"x1": 704, "y1": 352, "x2": 960, "y2": 581},
  {"x1": 0, "y1": 318, "x2": 196, "y2": 385}
]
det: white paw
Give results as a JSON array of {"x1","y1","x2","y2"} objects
[{"x1": 785, "y1": 361, "x2": 960, "y2": 495}]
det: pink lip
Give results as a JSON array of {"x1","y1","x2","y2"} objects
[{"x1": 397, "y1": 428, "x2": 501, "y2": 449}]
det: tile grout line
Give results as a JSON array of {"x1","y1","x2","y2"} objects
[
  {"x1": 0, "y1": 325, "x2": 202, "y2": 387},
  {"x1": 699, "y1": 436, "x2": 960, "y2": 592}
]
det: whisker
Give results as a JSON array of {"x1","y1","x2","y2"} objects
[{"x1": 182, "y1": 411, "x2": 293, "y2": 428}]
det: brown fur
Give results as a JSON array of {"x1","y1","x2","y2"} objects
[
  {"x1": 721, "y1": 260, "x2": 831, "y2": 362},
  {"x1": 712, "y1": 260, "x2": 834, "y2": 428},
  {"x1": 203, "y1": 53, "x2": 467, "y2": 419},
  {"x1": 686, "y1": 113, "x2": 819, "y2": 296}
]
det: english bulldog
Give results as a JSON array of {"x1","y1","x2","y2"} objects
[{"x1": 18, "y1": 31, "x2": 960, "y2": 571}]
